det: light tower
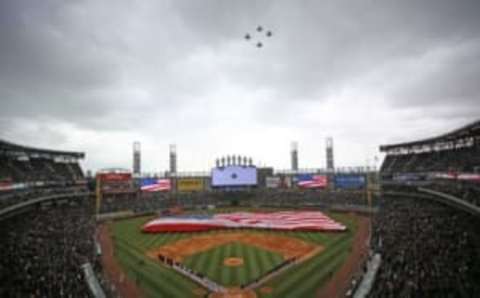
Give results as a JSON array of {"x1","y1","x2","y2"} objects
[
  {"x1": 326, "y1": 137, "x2": 334, "y2": 172},
  {"x1": 133, "y1": 141, "x2": 141, "y2": 176},
  {"x1": 291, "y1": 141, "x2": 298, "y2": 171},
  {"x1": 169, "y1": 144, "x2": 177, "y2": 174}
]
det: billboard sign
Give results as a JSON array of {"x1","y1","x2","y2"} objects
[
  {"x1": 457, "y1": 173, "x2": 480, "y2": 182},
  {"x1": 177, "y1": 178, "x2": 204, "y2": 192},
  {"x1": 297, "y1": 175, "x2": 328, "y2": 189},
  {"x1": 211, "y1": 166, "x2": 257, "y2": 187},
  {"x1": 266, "y1": 176, "x2": 281, "y2": 188},
  {"x1": 98, "y1": 173, "x2": 132, "y2": 182},
  {"x1": 281, "y1": 176, "x2": 292, "y2": 188},
  {"x1": 393, "y1": 173, "x2": 422, "y2": 182},
  {"x1": 334, "y1": 175, "x2": 366, "y2": 189}
]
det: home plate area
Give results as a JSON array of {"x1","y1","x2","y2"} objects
[{"x1": 147, "y1": 232, "x2": 324, "y2": 296}]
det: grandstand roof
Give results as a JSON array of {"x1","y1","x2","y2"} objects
[
  {"x1": 0, "y1": 139, "x2": 84, "y2": 159},
  {"x1": 380, "y1": 119, "x2": 480, "y2": 151}
]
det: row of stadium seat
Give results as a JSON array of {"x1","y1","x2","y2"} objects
[
  {"x1": 0, "y1": 156, "x2": 84, "y2": 183},
  {"x1": 0, "y1": 186, "x2": 88, "y2": 211},
  {"x1": 381, "y1": 145, "x2": 480, "y2": 173}
]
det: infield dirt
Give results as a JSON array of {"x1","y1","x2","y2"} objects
[{"x1": 146, "y1": 232, "x2": 323, "y2": 262}]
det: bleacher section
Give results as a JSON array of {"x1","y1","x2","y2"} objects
[
  {"x1": 0, "y1": 140, "x2": 85, "y2": 184},
  {"x1": 380, "y1": 119, "x2": 480, "y2": 207},
  {"x1": 381, "y1": 145, "x2": 480, "y2": 174}
]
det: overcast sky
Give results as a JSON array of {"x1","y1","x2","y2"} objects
[{"x1": 1, "y1": 0, "x2": 479, "y2": 173}]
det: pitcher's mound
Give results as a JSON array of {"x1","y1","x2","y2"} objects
[
  {"x1": 224, "y1": 257, "x2": 244, "y2": 267},
  {"x1": 209, "y1": 287, "x2": 256, "y2": 298}
]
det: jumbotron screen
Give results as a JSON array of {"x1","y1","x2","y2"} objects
[{"x1": 211, "y1": 166, "x2": 257, "y2": 187}]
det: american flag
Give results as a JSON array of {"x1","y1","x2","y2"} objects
[
  {"x1": 140, "y1": 178, "x2": 171, "y2": 192},
  {"x1": 297, "y1": 174, "x2": 328, "y2": 189},
  {"x1": 142, "y1": 211, "x2": 346, "y2": 233}
]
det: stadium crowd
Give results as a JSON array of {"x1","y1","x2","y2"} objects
[
  {"x1": 98, "y1": 189, "x2": 373, "y2": 214},
  {"x1": 0, "y1": 186, "x2": 88, "y2": 210},
  {"x1": 0, "y1": 157, "x2": 83, "y2": 183},
  {"x1": 425, "y1": 181, "x2": 480, "y2": 206},
  {"x1": 0, "y1": 196, "x2": 98, "y2": 297},
  {"x1": 370, "y1": 195, "x2": 480, "y2": 297}
]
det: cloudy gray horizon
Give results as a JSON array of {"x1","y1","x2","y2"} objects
[{"x1": 1, "y1": 0, "x2": 479, "y2": 173}]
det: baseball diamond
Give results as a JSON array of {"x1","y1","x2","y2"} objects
[{"x1": 101, "y1": 209, "x2": 366, "y2": 298}]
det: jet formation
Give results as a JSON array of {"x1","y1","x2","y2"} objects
[{"x1": 244, "y1": 25, "x2": 273, "y2": 48}]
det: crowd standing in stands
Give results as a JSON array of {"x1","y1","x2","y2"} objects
[
  {"x1": 0, "y1": 186, "x2": 88, "y2": 210},
  {"x1": 0, "y1": 196, "x2": 98, "y2": 297},
  {"x1": 370, "y1": 195, "x2": 480, "y2": 297}
]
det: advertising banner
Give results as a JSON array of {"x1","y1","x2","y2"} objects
[
  {"x1": 457, "y1": 173, "x2": 480, "y2": 182},
  {"x1": 393, "y1": 173, "x2": 422, "y2": 182},
  {"x1": 281, "y1": 176, "x2": 292, "y2": 188},
  {"x1": 0, "y1": 182, "x2": 27, "y2": 192},
  {"x1": 177, "y1": 178, "x2": 204, "y2": 192},
  {"x1": 265, "y1": 176, "x2": 281, "y2": 188},
  {"x1": 98, "y1": 173, "x2": 132, "y2": 182},
  {"x1": 334, "y1": 175, "x2": 366, "y2": 189},
  {"x1": 211, "y1": 166, "x2": 257, "y2": 187}
]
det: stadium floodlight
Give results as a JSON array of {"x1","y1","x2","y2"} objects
[{"x1": 221, "y1": 157, "x2": 225, "y2": 167}]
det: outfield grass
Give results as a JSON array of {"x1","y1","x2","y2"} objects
[{"x1": 109, "y1": 209, "x2": 357, "y2": 298}]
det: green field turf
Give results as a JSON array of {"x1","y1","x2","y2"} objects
[
  {"x1": 109, "y1": 209, "x2": 358, "y2": 298},
  {"x1": 183, "y1": 241, "x2": 284, "y2": 286}
]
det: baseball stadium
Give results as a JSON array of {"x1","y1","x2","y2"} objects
[
  {"x1": 1, "y1": 1, "x2": 480, "y2": 297},
  {"x1": 1, "y1": 120, "x2": 480, "y2": 298}
]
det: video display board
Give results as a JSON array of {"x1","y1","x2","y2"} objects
[
  {"x1": 211, "y1": 166, "x2": 257, "y2": 187},
  {"x1": 97, "y1": 172, "x2": 134, "y2": 193},
  {"x1": 297, "y1": 174, "x2": 328, "y2": 189},
  {"x1": 334, "y1": 175, "x2": 366, "y2": 189}
]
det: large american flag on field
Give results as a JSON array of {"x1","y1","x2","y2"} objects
[
  {"x1": 140, "y1": 178, "x2": 171, "y2": 192},
  {"x1": 142, "y1": 211, "x2": 346, "y2": 233},
  {"x1": 297, "y1": 174, "x2": 328, "y2": 189}
]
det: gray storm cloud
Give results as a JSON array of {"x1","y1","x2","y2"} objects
[{"x1": 0, "y1": 0, "x2": 479, "y2": 171}]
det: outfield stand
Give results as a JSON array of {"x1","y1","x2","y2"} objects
[{"x1": 97, "y1": 189, "x2": 374, "y2": 215}]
